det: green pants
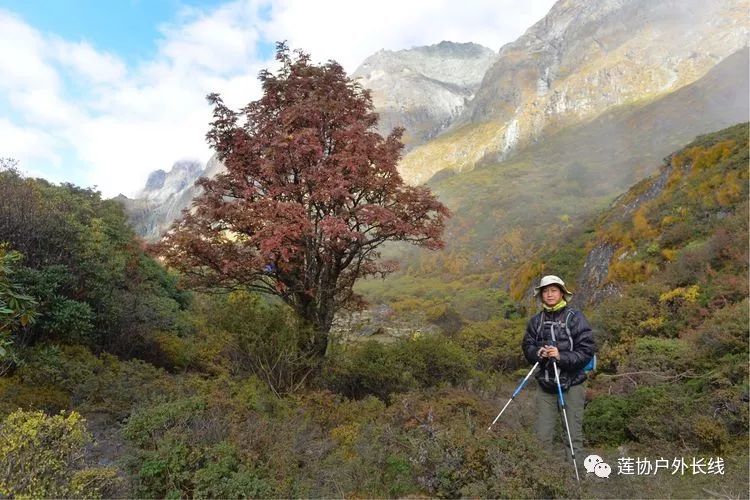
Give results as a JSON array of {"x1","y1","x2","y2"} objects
[{"x1": 535, "y1": 382, "x2": 585, "y2": 458}]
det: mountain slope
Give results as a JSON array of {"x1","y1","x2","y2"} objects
[
  {"x1": 399, "y1": 0, "x2": 749, "y2": 184},
  {"x1": 518, "y1": 122, "x2": 748, "y2": 304},
  {"x1": 405, "y1": 47, "x2": 749, "y2": 281},
  {"x1": 352, "y1": 41, "x2": 497, "y2": 149}
]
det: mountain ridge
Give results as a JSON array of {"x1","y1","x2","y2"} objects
[{"x1": 398, "y1": 0, "x2": 749, "y2": 185}]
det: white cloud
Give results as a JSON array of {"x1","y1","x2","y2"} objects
[
  {"x1": 261, "y1": 0, "x2": 555, "y2": 72},
  {"x1": 0, "y1": 118, "x2": 64, "y2": 169},
  {"x1": 50, "y1": 39, "x2": 128, "y2": 84},
  {"x1": 0, "y1": 10, "x2": 58, "y2": 90},
  {"x1": 0, "y1": 1, "x2": 556, "y2": 198}
]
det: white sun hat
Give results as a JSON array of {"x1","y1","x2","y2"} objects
[{"x1": 533, "y1": 275, "x2": 573, "y2": 299}]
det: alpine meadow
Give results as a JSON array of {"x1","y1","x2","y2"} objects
[{"x1": 0, "y1": 1, "x2": 748, "y2": 498}]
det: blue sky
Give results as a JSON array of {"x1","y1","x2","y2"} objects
[
  {"x1": 0, "y1": 0, "x2": 277, "y2": 63},
  {"x1": 0, "y1": 0, "x2": 555, "y2": 197}
]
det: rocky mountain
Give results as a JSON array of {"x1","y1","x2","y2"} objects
[
  {"x1": 352, "y1": 41, "x2": 497, "y2": 149},
  {"x1": 398, "y1": 0, "x2": 749, "y2": 184},
  {"x1": 118, "y1": 0, "x2": 748, "y2": 244},
  {"x1": 138, "y1": 161, "x2": 203, "y2": 203},
  {"x1": 116, "y1": 156, "x2": 225, "y2": 241},
  {"x1": 411, "y1": 47, "x2": 749, "y2": 283}
]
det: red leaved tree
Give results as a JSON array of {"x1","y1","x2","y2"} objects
[{"x1": 156, "y1": 43, "x2": 449, "y2": 357}]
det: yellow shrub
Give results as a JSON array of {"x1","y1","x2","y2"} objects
[
  {"x1": 0, "y1": 377, "x2": 70, "y2": 416},
  {"x1": 692, "y1": 140, "x2": 735, "y2": 172},
  {"x1": 510, "y1": 261, "x2": 544, "y2": 300},
  {"x1": 330, "y1": 422, "x2": 361, "y2": 461},
  {"x1": 659, "y1": 285, "x2": 700, "y2": 303},
  {"x1": 0, "y1": 409, "x2": 119, "y2": 498},
  {"x1": 660, "y1": 215, "x2": 678, "y2": 227},
  {"x1": 715, "y1": 169, "x2": 744, "y2": 207},
  {"x1": 637, "y1": 317, "x2": 666, "y2": 335},
  {"x1": 692, "y1": 415, "x2": 729, "y2": 452},
  {"x1": 608, "y1": 259, "x2": 657, "y2": 284},
  {"x1": 660, "y1": 248, "x2": 677, "y2": 262},
  {"x1": 632, "y1": 207, "x2": 657, "y2": 240}
]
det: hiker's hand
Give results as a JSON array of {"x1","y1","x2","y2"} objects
[
  {"x1": 545, "y1": 346, "x2": 560, "y2": 360},
  {"x1": 537, "y1": 347, "x2": 547, "y2": 359}
]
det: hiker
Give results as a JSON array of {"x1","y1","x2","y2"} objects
[{"x1": 522, "y1": 275, "x2": 595, "y2": 458}]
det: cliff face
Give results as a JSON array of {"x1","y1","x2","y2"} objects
[
  {"x1": 117, "y1": 156, "x2": 225, "y2": 241},
  {"x1": 398, "y1": 0, "x2": 749, "y2": 184},
  {"x1": 352, "y1": 41, "x2": 497, "y2": 149},
  {"x1": 138, "y1": 161, "x2": 203, "y2": 203}
]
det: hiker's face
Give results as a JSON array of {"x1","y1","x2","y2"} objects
[{"x1": 541, "y1": 285, "x2": 563, "y2": 307}]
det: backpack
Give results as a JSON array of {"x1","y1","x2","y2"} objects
[{"x1": 535, "y1": 308, "x2": 596, "y2": 373}]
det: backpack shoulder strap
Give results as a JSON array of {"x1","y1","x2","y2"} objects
[
  {"x1": 564, "y1": 309, "x2": 575, "y2": 350},
  {"x1": 535, "y1": 310, "x2": 545, "y2": 338},
  {"x1": 564, "y1": 309, "x2": 574, "y2": 337}
]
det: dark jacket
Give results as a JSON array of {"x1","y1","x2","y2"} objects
[{"x1": 522, "y1": 305, "x2": 595, "y2": 394}]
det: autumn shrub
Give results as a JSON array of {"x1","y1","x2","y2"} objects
[
  {"x1": 123, "y1": 397, "x2": 209, "y2": 497},
  {"x1": 401, "y1": 334, "x2": 474, "y2": 387},
  {"x1": 625, "y1": 337, "x2": 690, "y2": 373},
  {"x1": 121, "y1": 386, "x2": 279, "y2": 498},
  {"x1": 150, "y1": 331, "x2": 198, "y2": 372},
  {"x1": 11, "y1": 343, "x2": 177, "y2": 420},
  {"x1": 592, "y1": 287, "x2": 657, "y2": 343},
  {"x1": 383, "y1": 390, "x2": 572, "y2": 498},
  {"x1": 624, "y1": 384, "x2": 707, "y2": 446},
  {"x1": 0, "y1": 375, "x2": 71, "y2": 416},
  {"x1": 456, "y1": 317, "x2": 526, "y2": 372},
  {"x1": 193, "y1": 442, "x2": 271, "y2": 499},
  {"x1": 323, "y1": 335, "x2": 473, "y2": 401},
  {"x1": 205, "y1": 291, "x2": 316, "y2": 395},
  {"x1": 692, "y1": 300, "x2": 748, "y2": 358},
  {"x1": 323, "y1": 341, "x2": 416, "y2": 400},
  {"x1": 585, "y1": 384, "x2": 705, "y2": 447},
  {"x1": 0, "y1": 409, "x2": 120, "y2": 498},
  {"x1": 426, "y1": 304, "x2": 465, "y2": 335},
  {"x1": 123, "y1": 396, "x2": 207, "y2": 448}
]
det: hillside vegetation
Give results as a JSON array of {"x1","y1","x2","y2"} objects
[
  {"x1": 359, "y1": 49, "x2": 748, "y2": 323},
  {"x1": 0, "y1": 124, "x2": 747, "y2": 498}
]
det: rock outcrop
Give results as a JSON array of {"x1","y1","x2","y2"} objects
[{"x1": 352, "y1": 41, "x2": 497, "y2": 149}]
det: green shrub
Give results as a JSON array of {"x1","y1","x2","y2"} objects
[
  {"x1": 194, "y1": 442, "x2": 271, "y2": 499},
  {"x1": 692, "y1": 299, "x2": 748, "y2": 357},
  {"x1": 323, "y1": 335, "x2": 473, "y2": 401},
  {"x1": 0, "y1": 409, "x2": 120, "y2": 498},
  {"x1": 323, "y1": 341, "x2": 413, "y2": 400},
  {"x1": 456, "y1": 318, "x2": 526, "y2": 372},
  {"x1": 206, "y1": 291, "x2": 315, "y2": 395},
  {"x1": 626, "y1": 337, "x2": 689, "y2": 373},
  {"x1": 400, "y1": 334, "x2": 473, "y2": 388},
  {"x1": 584, "y1": 395, "x2": 636, "y2": 445},
  {"x1": 0, "y1": 168, "x2": 191, "y2": 356},
  {"x1": 14, "y1": 343, "x2": 177, "y2": 419},
  {"x1": 123, "y1": 396, "x2": 206, "y2": 449}
]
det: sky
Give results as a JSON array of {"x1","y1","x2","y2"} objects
[{"x1": 0, "y1": 0, "x2": 556, "y2": 198}]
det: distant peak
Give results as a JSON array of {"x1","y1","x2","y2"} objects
[{"x1": 144, "y1": 169, "x2": 167, "y2": 191}]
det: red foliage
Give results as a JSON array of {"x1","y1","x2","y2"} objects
[{"x1": 155, "y1": 44, "x2": 449, "y2": 354}]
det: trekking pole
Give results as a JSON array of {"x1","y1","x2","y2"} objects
[
  {"x1": 487, "y1": 362, "x2": 539, "y2": 431},
  {"x1": 549, "y1": 326, "x2": 581, "y2": 484},
  {"x1": 552, "y1": 361, "x2": 581, "y2": 483}
]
